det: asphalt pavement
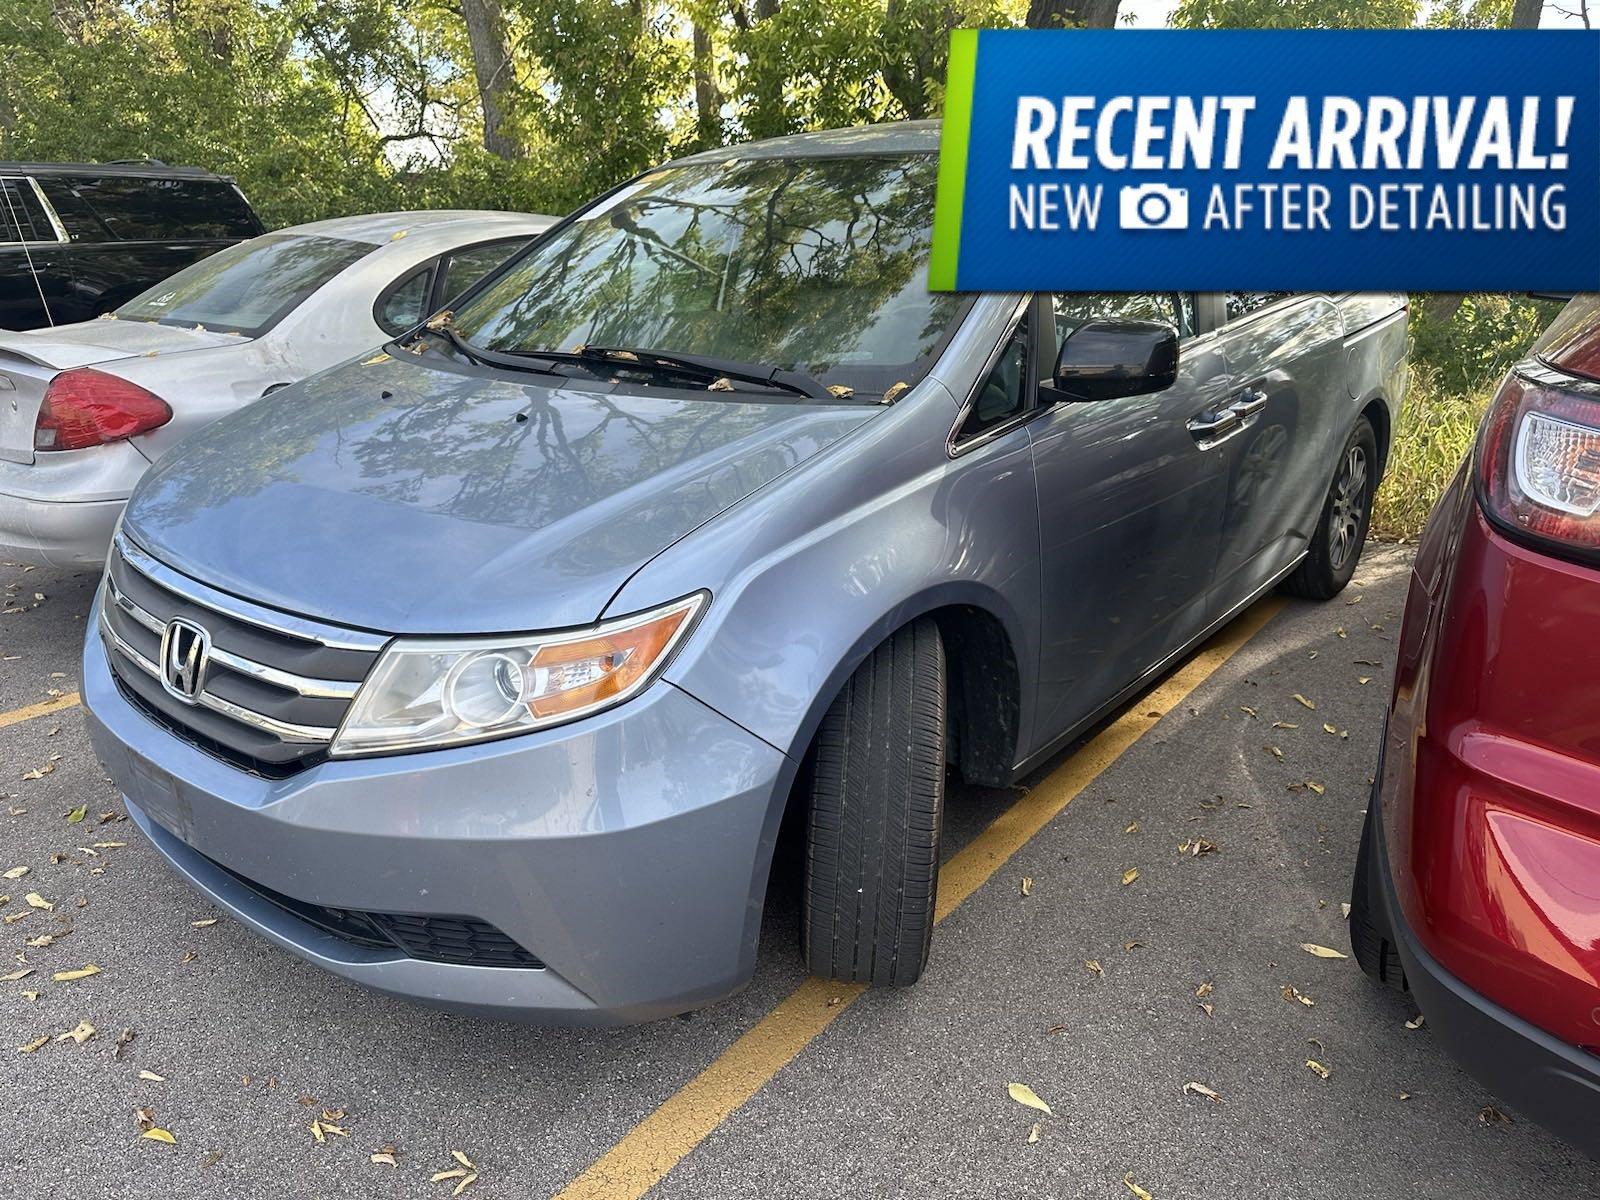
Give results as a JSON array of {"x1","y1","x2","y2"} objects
[{"x1": 1, "y1": 543, "x2": 1595, "y2": 1200}]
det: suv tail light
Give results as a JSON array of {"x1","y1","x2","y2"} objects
[
  {"x1": 34, "y1": 369, "x2": 172, "y2": 452},
  {"x1": 1477, "y1": 369, "x2": 1600, "y2": 558}
]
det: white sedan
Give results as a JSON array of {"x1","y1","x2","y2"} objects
[{"x1": 0, "y1": 208, "x2": 554, "y2": 566}]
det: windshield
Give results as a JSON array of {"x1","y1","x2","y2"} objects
[
  {"x1": 117, "y1": 233, "x2": 371, "y2": 336},
  {"x1": 450, "y1": 153, "x2": 963, "y2": 396}
]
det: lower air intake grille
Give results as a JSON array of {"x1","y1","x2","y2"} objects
[{"x1": 208, "y1": 856, "x2": 544, "y2": 969}]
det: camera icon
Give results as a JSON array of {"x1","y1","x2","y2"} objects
[{"x1": 1119, "y1": 184, "x2": 1189, "y2": 231}]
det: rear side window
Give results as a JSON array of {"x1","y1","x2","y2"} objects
[
  {"x1": 376, "y1": 265, "x2": 437, "y2": 336},
  {"x1": 0, "y1": 179, "x2": 59, "y2": 243},
  {"x1": 116, "y1": 233, "x2": 371, "y2": 336},
  {"x1": 1225, "y1": 292, "x2": 1294, "y2": 322},
  {"x1": 440, "y1": 239, "x2": 527, "y2": 303},
  {"x1": 54, "y1": 176, "x2": 259, "y2": 241}
]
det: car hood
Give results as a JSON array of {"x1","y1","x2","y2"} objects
[{"x1": 122, "y1": 353, "x2": 876, "y2": 634}]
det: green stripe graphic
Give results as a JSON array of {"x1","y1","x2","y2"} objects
[{"x1": 930, "y1": 28, "x2": 978, "y2": 292}]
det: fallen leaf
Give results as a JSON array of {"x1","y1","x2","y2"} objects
[
  {"x1": 1178, "y1": 838, "x2": 1217, "y2": 857},
  {"x1": 1194, "y1": 981, "x2": 1213, "y2": 999},
  {"x1": 452, "y1": 1175, "x2": 478, "y2": 1197},
  {"x1": 371, "y1": 1152, "x2": 398, "y2": 1167},
  {"x1": 115, "y1": 1029, "x2": 136, "y2": 1059},
  {"x1": 1358, "y1": 676, "x2": 1372, "y2": 685},
  {"x1": 1340, "y1": 902, "x2": 1352, "y2": 919},
  {"x1": 1265, "y1": 745, "x2": 1284, "y2": 761},
  {"x1": 1239, "y1": 706, "x2": 1258, "y2": 719},
  {"x1": 1121, "y1": 868, "x2": 1139, "y2": 886},
  {"x1": 431, "y1": 1169, "x2": 468, "y2": 1183},
  {"x1": 1281, "y1": 984, "x2": 1316, "y2": 1007},
  {"x1": 52, "y1": 964, "x2": 100, "y2": 982},
  {"x1": 21, "y1": 764, "x2": 55, "y2": 781},
  {"x1": 1300, "y1": 943, "x2": 1347, "y2": 960},
  {"x1": 191, "y1": 918, "x2": 219, "y2": 928},
  {"x1": 1404, "y1": 1014, "x2": 1425, "y2": 1030},
  {"x1": 451, "y1": 1151, "x2": 475, "y2": 1170},
  {"x1": 1305, "y1": 1058, "x2": 1332, "y2": 1079},
  {"x1": 17, "y1": 1035, "x2": 48, "y2": 1053},
  {"x1": 1293, "y1": 694, "x2": 1316, "y2": 710},
  {"x1": 1323, "y1": 723, "x2": 1338, "y2": 735},
  {"x1": 1124, "y1": 820, "x2": 1140, "y2": 834},
  {"x1": 1182, "y1": 1081, "x2": 1221, "y2": 1104},
  {"x1": 0, "y1": 967, "x2": 33, "y2": 982},
  {"x1": 24, "y1": 893, "x2": 52, "y2": 910},
  {"x1": 1019, "y1": 876, "x2": 1033, "y2": 897},
  {"x1": 139, "y1": 1070, "x2": 165, "y2": 1081},
  {"x1": 1027, "y1": 1122, "x2": 1041, "y2": 1143},
  {"x1": 1479, "y1": 1104, "x2": 1512, "y2": 1126},
  {"x1": 56, "y1": 1021, "x2": 95, "y2": 1044},
  {"x1": 1272, "y1": 721, "x2": 1298, "y2": 730},
  {"x1": 1007, "y1": 1082, "x2": 1053, "y2": 1115},
  {"x1": 66, "y1": 804, "x2": 86, "y2": 824},
  {"x1": 1305, "y1": 781, "x2": 1325, "y2": 795},
  {"x1": 1085, "y1": 959, "x2": 1103, "y2": 977},
  {"x1": 1123, "y1": 1173, "x2": 1154, "y2": 1200},
  {"x1": 140, "y1": 1128, "x2": 176, "y2": 1145},
  {"x1": 2, "y1": 866, "x2": 27, "y2": 880}
]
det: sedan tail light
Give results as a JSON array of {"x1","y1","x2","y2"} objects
[
  {"x1": 34, "y1": 369, "x2": 172, "y2": 452},
  {"x1": 1477, "y1": 369, "x2": 1600, "y2": 557}
]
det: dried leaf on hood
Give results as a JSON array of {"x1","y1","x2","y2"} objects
[
  {"x1": 1006, "y1": 1083, "x2": 1054, "y2": 1116},
  {"x1": 1300, "y1": 943, "x2": 1347, "y2": 960}
]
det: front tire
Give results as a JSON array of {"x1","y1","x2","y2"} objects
[
  {"x1": 802, "y1": 618, "x2": 946, "y2": 987},
  {"x1": 1283, "y1": 416, "x2": 1378, "y2": 601}
]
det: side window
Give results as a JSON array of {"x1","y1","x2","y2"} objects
[
  {"x1": 63, "y1": 177, "x2": 257, "y2": 241},
  {"x1": 958, "y1": 319, "x2": 1031, "y2": 443},
  {"x1": 439, "y1": 239, "x2": 527, "y2": 304},
  {"x1": 1225, "y1": 292, "x2": 1293, "y2": 322},
  {"x1": 0, "y1": 179, "x2": 58, "y2": 243},
  {"x1": 376, "y1": 264, "x2": 437, "y2": 335},
  {"x1": 1051, "y1": 292, "x2": 1193, "y2": 342}
]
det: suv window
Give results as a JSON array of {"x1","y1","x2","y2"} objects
[
  {"x1": 958, "y1": 319, "x2": 1031, "y2": 443},
  {"x1": 440, "y1": 240, "x2": 526, "y2": 303},
  {"x1": 0, "y1": 179, "x2": 58, "y2": 243},
  {"x1": 57, "y1": 176, "x2": 259, "y2": 242},
  {"x1": 377, "y1": 265, "x2": 437, "y2": 336},
  {"x1": 1052, "y1": 293, "x2": 1194, "y2": 342},
  {"x1": 116, "y1": 232, "x2": 371, "y2": 335},
  {"x1": 1225, "y1": 292, "x2": 1294, "y2": 322}
]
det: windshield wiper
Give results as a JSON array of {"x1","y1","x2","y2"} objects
[
  {"x1": 412, "y1": 325, "x2": 597, "y2": 382},
  {"x1": 569, "y1": 345, "x2": 833, "y2": 400}
]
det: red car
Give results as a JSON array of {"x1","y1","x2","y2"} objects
[{"x1": 1351, "y1": 295, "x2": 1600, "y2": 1155}]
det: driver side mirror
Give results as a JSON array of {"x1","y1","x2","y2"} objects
[{"x1": 1048, "y1": 318, "x2": 1179, "y2": 403}]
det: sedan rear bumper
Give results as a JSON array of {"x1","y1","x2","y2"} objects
[
  {"x1": 83, "y1": 622, "x2": 792, "y2": 1024},
  {"x1": 0, "y1": 490, "x2": 123, "y2": 567}
]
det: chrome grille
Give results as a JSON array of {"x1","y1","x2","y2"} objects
[{"x1": 99, "y1": 534, "x2": 385, "y2": 773}]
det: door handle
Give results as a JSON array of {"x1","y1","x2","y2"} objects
[
  {"x1": 1229, "y1": 387, "x2": 1269, "y2": 418},
  {"x1": 1187, "y1": 407, "x2": 1241, "y2": 442}
]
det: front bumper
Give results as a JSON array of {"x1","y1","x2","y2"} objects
[
  {"x1": 1373, "y1": 810, "x2": 1600, "y2": 1158},
  {"x1": 83, "y1": 625, "x2": 792, "y2": 1025}
]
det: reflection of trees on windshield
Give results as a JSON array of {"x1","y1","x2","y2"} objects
[{"x1": 454, "y1": 155, "x2": 960, "y2": 393}]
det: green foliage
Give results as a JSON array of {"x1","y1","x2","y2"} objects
[
  {"x1": 1172, "y1": 0, "x2": 1419, "y2": 28},
  {"x1": 1408, "y1": 293, "x2": 1563, "y2": 393},
  {"x1": 1371, "y1": 368, "x2": 1492, "y2": 540}
]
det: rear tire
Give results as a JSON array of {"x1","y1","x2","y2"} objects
[
  {"x1": 1283, "y1": 416, "x2": 1377, "y2": 601},
  {"x1": 802, "y1": 618, "x2": 946, "y2": 987},
  {"x1": 1350, "y1": 805, "x2": 1408, "y2": 992}
]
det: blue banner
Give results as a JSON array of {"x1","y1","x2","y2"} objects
[{"x1": 930, "y1": 29, "x2": 1600, "y2": 292}]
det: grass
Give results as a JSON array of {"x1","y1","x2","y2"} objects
[{"x1": 1370, "y1": 366, "x2": 1496, "y2": 542}]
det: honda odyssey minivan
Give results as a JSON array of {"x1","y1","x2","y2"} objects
[{"x1": 83, "y1": 122, "x2": 1407, "y2": 1023}]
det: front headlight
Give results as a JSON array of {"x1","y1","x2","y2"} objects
[{"x1": 330, "y1": 592, "x2": 706, "y2": 757}]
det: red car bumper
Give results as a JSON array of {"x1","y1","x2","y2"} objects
[{"x1": 1373, "y1": 463, "x2": 1600, "y2": 1153}]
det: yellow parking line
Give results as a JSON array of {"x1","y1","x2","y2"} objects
[
  {"x1": 554, "y1": 598, "x2": 1286, "y2": 1200},
  {"x1": 0, "y1": 693, "x2": 82, "y2": 730}
]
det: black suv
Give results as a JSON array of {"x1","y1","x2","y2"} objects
[{"x1": 0, "y1": 161, "x2": 265, "y2": 332}]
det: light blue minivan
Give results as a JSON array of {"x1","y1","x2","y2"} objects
[{"x1": 84, "y1": 122, "x2": 1407, "y2": 1023}]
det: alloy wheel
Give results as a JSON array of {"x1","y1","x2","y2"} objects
[{"x1": 1329, "y1": 445, "x2": 1369, "y2": 572}]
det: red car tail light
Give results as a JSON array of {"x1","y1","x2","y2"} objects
[
  {"x1": 34, "y1": 369, "x2": 172, "y2": 452},
  {"x1": 1477, "y1": 369, "x2": 1600, "y2": 559}
]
